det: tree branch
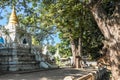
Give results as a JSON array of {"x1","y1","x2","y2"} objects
[{"x1": 88, "y1": 0, "x2": 111, "y2": 40}]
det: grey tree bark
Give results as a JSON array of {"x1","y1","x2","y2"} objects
[
  {"x1": 70, "y1": 37, "x2": 81, "y2": 68},
  {"x1": 88, "y1": 0, "x2": 120, "y2": 80}
]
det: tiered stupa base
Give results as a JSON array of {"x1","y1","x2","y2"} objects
[{"x1": 0, "y1": 44, "x2": 39, "y2": 71}]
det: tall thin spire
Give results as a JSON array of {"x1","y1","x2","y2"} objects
[{"x1": 9, "y1": 6, "x2": 18, "y2": 24}]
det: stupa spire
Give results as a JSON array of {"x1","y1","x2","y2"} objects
[{"x1": 9, "y1": 6, "x2": 18, "y2": 24}]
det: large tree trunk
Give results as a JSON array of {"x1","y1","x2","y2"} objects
[
  {"x1": 89, "y1": 0, "x2": 120, "y2": 80},
  {"x1": 70, "y1": 37, "x2": 82, "y2": 68}
]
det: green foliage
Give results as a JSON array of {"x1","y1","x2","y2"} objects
[
  {"x1": 82, "y1": 21, "x2": 104, "y2": 59},
  {"x1": 32, "y1": 36, "x2": 39, "y2": 45},
  {"x1": 58, "y1": 39, "x2": 72, "y2": 58},
  {"x1": 102, "y1": 0, "x2": 115, "y2": 16},
  {"x1": 48, "y1": 45, "x2": 56, "y2": 55},
  {"x1": 40, "y1": 0, "x2": 104, "y2": 60},
  {"x1": 42, "y1": 0, "x2": 85, "y2": 38}
]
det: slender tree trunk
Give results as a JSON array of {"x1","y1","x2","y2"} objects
[
  {"x1": 89, "y1": 0, "x2": 120, "y2": 79},
  {"x1": 70, "y1": 39, "x2": 77, "y2": 67},
  {"x1": 70, "y1": 38, "x2": 81, "y2": 68},
  {"x1": 77, "y1": 37, "x2": 82, "y2": 68}
]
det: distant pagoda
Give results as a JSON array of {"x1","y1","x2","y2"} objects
[{"x1": 0, "y1": 7, "x2": 39, "y2": 71}]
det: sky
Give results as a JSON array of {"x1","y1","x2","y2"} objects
[{"x1": 0, "y1": 7, "x2": 61, "y2": 45}]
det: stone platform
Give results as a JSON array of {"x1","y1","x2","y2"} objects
[{"x1": 0, "y1": 47, "x2": 39, "y2": 71}]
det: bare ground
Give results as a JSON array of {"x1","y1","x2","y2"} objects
[{"x1": 0, "y1": 68, "x2": 96, "y2": 80}]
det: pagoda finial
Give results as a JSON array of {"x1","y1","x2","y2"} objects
[{"x1": 9, "y1": 6, "x2": 18, "y2": 24}]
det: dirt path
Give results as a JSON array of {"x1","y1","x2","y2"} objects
[{"x1": 0, "y1": 68, "x2": 96, "y2": 80}]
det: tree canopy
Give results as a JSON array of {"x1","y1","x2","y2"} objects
[{"x1": 41, "y1": 0, "x2": 104, "y2": 60}]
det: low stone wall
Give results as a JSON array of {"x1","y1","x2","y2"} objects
[
  {"x1": 64, "y1": 68, "x2": 107, "y2": 80},
  {"x1": 77, "y1": 68, "x2": 107, "y2": 80},
  {"x1": 76, "y1": 73, "x2": 95, "y2": 80}
]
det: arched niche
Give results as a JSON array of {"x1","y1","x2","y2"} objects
[{"x1": 21, "y1": 37, "x2": 28, "y2": 45}]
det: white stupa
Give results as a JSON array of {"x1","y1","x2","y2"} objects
[{"x1": 2, "y1": 7, "x2": 31, "y2": 47}]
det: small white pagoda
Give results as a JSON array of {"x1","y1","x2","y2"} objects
[
  {"x1": 1, "y1": 7, "x2": 31, "y2": 47},
  {"x1": 0, "y1": 7, "x2": 39, "y2": 71}
]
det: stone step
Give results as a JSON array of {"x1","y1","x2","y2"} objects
[
  {"x1": 0, "y1": 49, "x2": 30, "y2": 53},
  {"x1": 0, "y1": 61, "x2": 39, "y2": 64},
  {"x1": 0, "y1": 47, "x2": 45, "y2": 72}
]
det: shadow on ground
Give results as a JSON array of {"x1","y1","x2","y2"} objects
[{"x1": 0, "y1": 68, "x2": 94, "y2": 80}]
